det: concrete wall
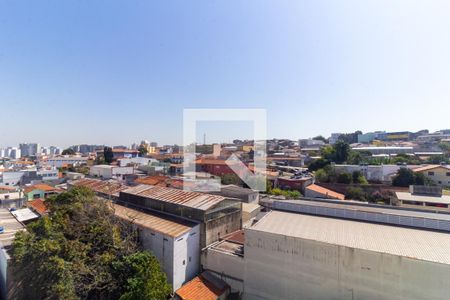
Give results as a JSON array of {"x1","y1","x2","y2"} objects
[
  {"x1": 139, "y1": 224, "x2": 200, "y2": 291},
  {"x1": 204, "y1": 211, "x2": 241, "y2": 247},
  {"x1": 201, "y1": 248, "x2": 244, "y2": 293},
  {"x1": 244, "y1": 229, "x2": 450, "y2": 300},
  {"x1": 173, "y1": 226, "x2": 200, "y2": 291}
]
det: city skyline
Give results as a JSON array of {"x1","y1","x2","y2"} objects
[{"x1": 1, "y1": 1, "x2": 450, "y2": 147}]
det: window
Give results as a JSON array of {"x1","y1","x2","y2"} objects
[
  {"x1": 446, "y1": 172, "x2": 450, "y2": 177},
  {"x1": 182, "y1": 260, "x2": 185, "y2": 265},
  {"x1": 189, "y1": 257, "x2": 191, "y2": 262},
  {"x1": 428, "y1": 171, "x2": 435, "y2": 176}
]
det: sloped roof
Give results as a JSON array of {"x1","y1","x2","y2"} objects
[
  {"x1": 176, "y1": 272, "x2": 229, "y2": 300},
  {"x1": 306, "y1": 184, "x2": 345, "y2": 200},
  {"x1": 413, "y1": 165, "x2": 450, "y2": 173},
  {"x1": 28, "y1": 198, "x2": 49, "y2": 215},
  {"x1": 122, "y1": 185, "x2": 227, "y2": 211},
  {"x1": 24, "y1": 183, "x2": 57, "y2": 194},
  {"x1": 135, "y1": 175, "x2": 169, "y2": 186},
  {"x1": 112, "y1": 203, "x2": 195, "y2": 237}
]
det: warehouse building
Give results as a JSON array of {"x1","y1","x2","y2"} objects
[
  {"x1": 113, "y1": 203, "x2": 200, "y2": 291},
  {"x1": 244, "y1": 210, "x2": 450, "y2": 300},
  {"x1": 118, "y1": 185, "x2": 242, "y2": 247}
]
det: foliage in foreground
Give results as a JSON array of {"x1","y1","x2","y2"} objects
[{"x1": 11, "y1": 187, "x2": 171, "y2": 300}]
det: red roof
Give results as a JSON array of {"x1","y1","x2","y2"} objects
[
  {"x1": 28, "y1": 199, "x2": 48, "y2": 215},
  {"x1": 306, "y1": 184, "x2": 345, "y2": 200},
  {"x1": 413, "y1": 165, "x2": 450, "y2": 173},
  {"x1": 24, "y1": 184, "x2": 57, "y2": 194},
  {"x1": 176, "y1": 274, "x2": 229, "y2": 300},
  {"x1": 135, "y1": 175, "x2": 169, "y2": 186}
]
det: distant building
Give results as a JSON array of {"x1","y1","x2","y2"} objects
[
  {"x1": 19, "y1": 143, "x2": 40, "y2": 157},
  {"x1": 305, "y1": 184, "x2": 345, "y2": 200},
  {"x1": 352, "y1": 146, "x2": 414, "y2": 155},
  {"x1": 299, "y1": 139, "x2": 325, "y2": 147},
  {"x1": 46, "y1": 156, "x2": 89, "y2": 168},
  {"x1": 89, "y1": 165, "x2": 134, "y2": 180},
  {"x1": 209, "y1": 185, "x2": 259, "y2": 204},
  {"x1": 23, "y1": 184, "x2": 59, "y2": 200},
  {"x1": 412, "y1": 165, "x2": 450, "y2": 187},
  {"x1": 328, "y1": 133, "x2": 342, "y2": 144}
]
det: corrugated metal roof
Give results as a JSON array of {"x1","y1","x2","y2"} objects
[
  {"x1": 71, "y1": 178, "x2": 129, "y2": 197},
  {"x1": 0, "y1": 209, "x2": 25, "y2": 247},
  {"x1": 396, "y1": 192, "x2": 450, "y2": 205},
  {"x1": 249, "y1": 210, "x2": 450, "y2": 265},
  {"x1": 113, "y1": 204, "x2": 195, "y2": 237},
  {"x1": 121, "y1": 185, "x2": 226, "y2": 211}
]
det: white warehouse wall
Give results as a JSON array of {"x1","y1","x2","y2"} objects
[{"x1": 243, "y1": 229, "x2": 450, "y2": 300}]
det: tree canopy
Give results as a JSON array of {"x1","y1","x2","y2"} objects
[
  {"x1": 103, "y1": 146, "x2": 114, "y2": 164},
  {"x1": 11, "y1": 187, "x2": 171, "y2": 300},
  {"x1": 138, "y1": 145, "x2": 148, "y2": 157},
  {"x1": 391, "y1": 168, "x2": 429, "y2": 187},
  {"x1": 62, "y1": 148, "x2": 76, "y2": 155}
]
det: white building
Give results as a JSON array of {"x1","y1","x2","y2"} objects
[
  {"x1": 89, "y1": 165, "x2": 134, "y2": 180},
  {"x1": 46, "y1": 156, "x2": 89, "y2": 168},
  {"x1": 333, "y1": 164, "x2": 415, "y2": 182},
  {"x1": 329, "y1": 133, "x2": 343, "y2": 144},
  {"x1": 118, "y1": 157, "x2": 158, "y2": 167},
  {"x1": 243, "y1": 210, "x2": 450, "y2": 300},
  {"x1": 113, "y1": 204, "x2": 200, "y2": 291}
]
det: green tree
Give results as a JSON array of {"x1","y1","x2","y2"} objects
[
  {"x1": 345, "y1": 187, "x2": 367, "y2": 201},
  {"x1": 314, "y1": 168, "x2": 329, "y2": 183},
  {"x1": 320, "y1": 145, "x2": 335, "y2": 161},
  {"x1": 352, "y1": 170, "x2": 368, "y2": 184},
  {"x1": 138, "y1": 145, "x2": 148, "y2": 157},
  {"x1": 62, "y1": 148, "x2": 76, "y2": 155},
  {"x1": 337, "y1": 172, "x2": 352, "y2": 184},
  {"x1": 391, "y1": 168, "x2": 426, "y2": 187},
  {"x1": 308, "y1": 158, "x2": 330, "y2": 172},
  {"x1": 11, "y1": 187, "x2": 171, "y2": 300},
  {"x1": 104, "y1": 146, "x2": 114, "y2": 164},
  {"x1": 221, "y1": 173, "x2": 243, "y2": 186},
  {"x1": 333, "y1": 141, "x2": 350, "y2": 164}
]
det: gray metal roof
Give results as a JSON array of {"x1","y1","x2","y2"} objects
[
  {"x1": 122, "y1": 184, "x2": 227, "y2": 211},
  {"x1": 249, "y1": 210, "x2": 450, "y2": 265},
  {"x1": 396, "y1": 192, "x2": 450, "y2": 205}
]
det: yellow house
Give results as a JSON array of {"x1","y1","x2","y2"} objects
[{"x1": 413, "y1": 165, "x2": 450, "y2": 187}]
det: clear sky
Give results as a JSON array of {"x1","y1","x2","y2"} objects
[{"x1": 1, "y1": 0, "x2": 449, "y2": 148}]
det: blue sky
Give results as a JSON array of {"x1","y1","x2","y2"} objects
[{"x1": 1, "y1": 1, "x2": 449, "y2": 148}]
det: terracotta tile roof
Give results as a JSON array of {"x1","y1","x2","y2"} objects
[
  {"x1": 412, "y1": 165, "x2": 450, "y2": 173},
  {"x1": 306, "y1": 184, "x2": 345, "y2": 200},
  {"x1": 176, "y1": 273, "x2": 229, "y2": 300},
  {"x1": 135, "y1": 175, "x2": 169, "y2": 186},
  {"x1": 195, "y1": 158, "x2": 239, "y2": 166},
  {"x1": 71, "y1": 178, "x2": 129, "y2": 197},
  {"x1": 28, "y1": 199, "x2": 48, "y2": 215},
  {"x1": 24, "y1": 184, "x2": 57, "y2": 194}
]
